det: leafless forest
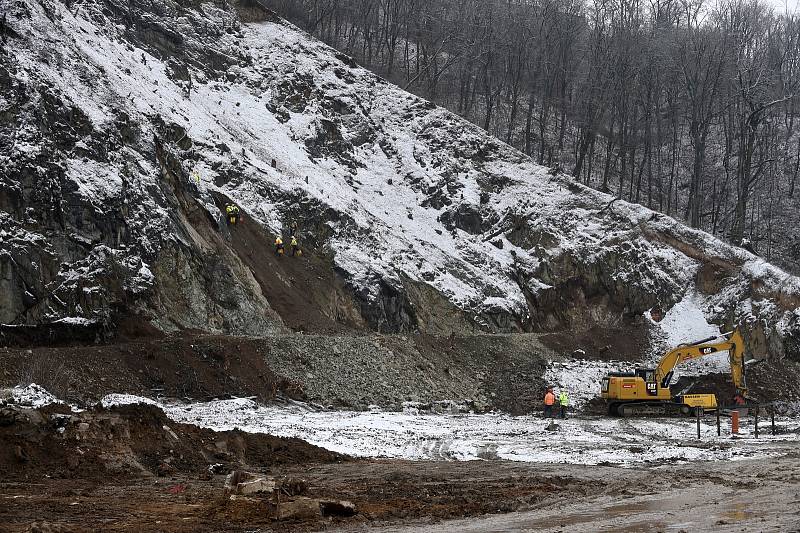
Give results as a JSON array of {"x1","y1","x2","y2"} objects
[{"x1": 264, "y1": 0, "x2": 800, "y2": 274}]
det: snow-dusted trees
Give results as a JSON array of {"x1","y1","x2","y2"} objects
[{"x1": 264, "y1": 0, "x2": 800, "y2": 275}]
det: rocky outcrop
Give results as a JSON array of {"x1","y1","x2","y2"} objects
[{"x1": 0, "y1": 7, "x2": 283, "y2": 336}]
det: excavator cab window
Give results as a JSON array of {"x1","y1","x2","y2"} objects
[{"x1": 636, "y1": 369, "x2": 658, "y2": 395}]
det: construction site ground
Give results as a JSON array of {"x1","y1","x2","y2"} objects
[
  {"x1": 3, "y1": 334, "x2": 800, "y2": 532},
  {"x1": 3, "y1": 453, "x2": 800, "y2": 532}
]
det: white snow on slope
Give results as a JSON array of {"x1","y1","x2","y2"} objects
[
  {"x1": 648, "y1": 294, "x2": 731, "y2": 377},
  {"x1": 5, "y1": 0, "x2": 800, "y2": 348},
  {"x1": 656, "y1": 294, "x2": 722, "y2": 348}
]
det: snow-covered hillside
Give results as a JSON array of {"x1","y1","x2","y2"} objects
[{"x1": 1, "y1": 0, "x2": 798, "y2": 358}]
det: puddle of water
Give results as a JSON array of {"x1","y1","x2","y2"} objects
[
  {"x1": 718, "y1": 502, "x2": 757, "y2": 522},
  {"x1": 514, "y1": 497, "x2": 678, "y2": 531}
]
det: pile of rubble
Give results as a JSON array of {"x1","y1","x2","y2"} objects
[{"x1": 224, "y1": 470, "x2": 357, "y2": 520}]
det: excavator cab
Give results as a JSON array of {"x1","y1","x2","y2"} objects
[{"x1": 636, "y1": 368, "x2": 662, "y2": 395}]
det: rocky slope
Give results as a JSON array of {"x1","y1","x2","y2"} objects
[{"x1": 1, "y1": 0, "x2": 799, "y2": 362}]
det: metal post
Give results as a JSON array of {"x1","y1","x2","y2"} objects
[
  {"x1": 754, "y1": 406, "x2": 759, "y2": 439},
  {"x1": 696, "y1": 408, "x2": 701, "y2": 439},
  {"x1": 772, "y1": 410, "x2": 776, "y2": 436}
]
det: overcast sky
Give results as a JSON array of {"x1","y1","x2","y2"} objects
[{"x1": 768, "y1": 0, "x2": 800, "y2": 13}]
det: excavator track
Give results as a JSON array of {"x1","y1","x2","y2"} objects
[{"x1": 609, "y1": 402, "x2": 689, "y2": 417}]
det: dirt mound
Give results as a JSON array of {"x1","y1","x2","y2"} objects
[
  {"x1": 0, "y1": 332, "x2": 557, "y2": 411},
  {"x1": 0, "y1": 335, "x2": 304, "y2": 405},
  {"x1": 540, "y1": 323, "x2": 652, "y2": 362},
  {"x1": 0, "y1": 402, "x2": 346, "y2": 482}
]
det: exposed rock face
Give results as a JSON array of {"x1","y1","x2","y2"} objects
[
  {"x1": 0, "y1": 0, "x2": 798, "y2": 362},
  {"x1": 0, "y1": 0, "x2": 283, "y2": 335}
]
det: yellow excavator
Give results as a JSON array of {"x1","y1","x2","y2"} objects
[{"x1": 601, "y1": 330, "x2": 749, "y2": 416}]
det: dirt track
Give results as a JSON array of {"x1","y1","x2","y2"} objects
[{"x1": 356, "y1": 453, "x2": 800, "y2": 532}]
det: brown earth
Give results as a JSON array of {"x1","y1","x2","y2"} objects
[
  {"x1": 0, "y1": 403, "x2": 582, "y2": 532},
  {"x1": 4, "y1": 414, "x2": 800, "y2": 533},
  {"x1": 210, "y1": 191, "x2": 366, "y2": 335},
  {"x1": 3, "y1": 399, "x2": 800, "y2": 532},
  {"x1": 0, "y1": 403, "x2": 344, "y2": 484},
  {"x1": 0, "y1": 464, "x2": 582, "y2": 533},
  {"x1": 0, "y1": 332, "x2": 557, "y2": 412},
  {"x1": 0, "y1": 334, "x2": 303, "y2": 405},
  {"x1": 539, "y1": 322, "x2": 652, "y2": 361}
]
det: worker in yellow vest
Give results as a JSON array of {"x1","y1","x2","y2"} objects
[
  {"x1": 225, "y1": 204, "x2": 240, "y2": 225},
  {"x1": 290, "y1": 235, "x2": 300, "y2": 257},
  {"x1": 558, "y1": 389, "x2": 569, "y2": 419}
]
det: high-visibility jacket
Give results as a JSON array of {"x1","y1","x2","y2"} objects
[
  {"x1": 544, "y1": 392, "x2": 555, "y2": 406},
  {"x1": 559, "y1": 392, "x2": 569, "y2": 406},
  {"x1": 275, "y1": 237, "x2": 283, "y2": 246},
  {"x1": 291, "y1": 237, "x2": 298, "y2": 246}
]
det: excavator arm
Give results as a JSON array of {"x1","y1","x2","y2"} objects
[{"x1": 653, "y1": 330, "x2": 747, "y2": 396}]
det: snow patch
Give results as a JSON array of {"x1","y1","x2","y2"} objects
[
  {"x1": 156, "y1": 398, "x2": 795, "y2": 466},
  {"x1": 543, "y1": 359, "x2": 623, "y2": 407},
  {"x1": 100, "y1": 394, "x2": 160, "y2": 408},
  {"x1": 649, "y1": 293, "x2": 730, "y2": 377},
  {"x1": 5, "y1": 384, "x2": 63, "y2": 408},
  {"x1": 53, "y1": 317, "x2": 96, "y2": 326},
  {"x1": 655, "y1": 293, "x2": 721, "y2": 348}
]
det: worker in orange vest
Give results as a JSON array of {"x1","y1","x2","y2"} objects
[{"x1": 543, "y1": 387, "x2": 556, "y2": 418}]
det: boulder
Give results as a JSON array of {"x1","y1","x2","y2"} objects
[
  {"x1": 320, "y1": 499, "x2": 357, "y2": 517},
  {"x1": 238, "y1": 477, "x2": 276, "y2": 495},
  {"x1": 279, "y1": 476, "x2": 308, "y2": 496},
  {"x1": 224, "y1": 470, "x2": 276, "y2": 496},
  {"x1": 276, "y1": 497, "x2": 321, "y2": 520}
]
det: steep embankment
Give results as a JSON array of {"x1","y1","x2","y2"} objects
[
  {"x1": 0, "y1": 0, "x2": 798, "y2": 363},
  {"x1": 0, "y1": 332, "x2": 558, "y2": 412}
]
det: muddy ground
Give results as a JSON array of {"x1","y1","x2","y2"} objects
[
  {"x1": 0, "y1": 401, "x2": 572, "y2": 532},
  {"x1": 3, "y1": 447, "x2": 800, "y2": 532},
  {"x1": 3, "y1": 400, "x2": 800, "y2": 532},
  {"x1": 0, "y1": 462, "x2": 574, "y2": 533},
  {"x1": 354, "y1": 451, "x2": 800, "y2": 532}
]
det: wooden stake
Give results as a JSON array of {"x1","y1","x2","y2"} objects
[
  {"x1": 696, "y1": 408, "x2": 701, "y2": 439},
  {"x1": 754, "y1": 406, "x2": 759, "y2": 439}
]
